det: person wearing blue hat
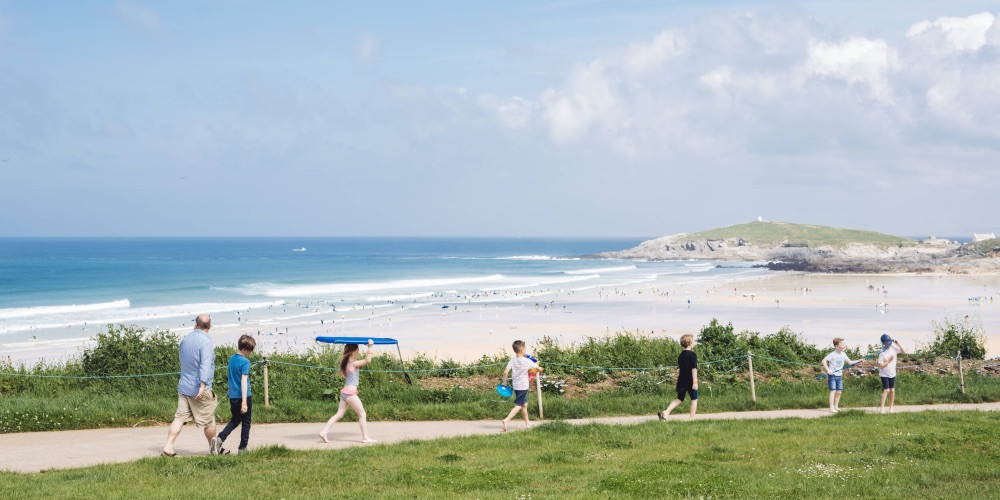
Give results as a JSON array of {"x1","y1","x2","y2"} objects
[{"x1": 877, "y1": 334, "x2": 905, "y2": 414}]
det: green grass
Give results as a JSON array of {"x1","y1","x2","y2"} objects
[
  {"x1": 964, "y1": 238, "x2": 1000, "y2": 255},
  {"x1": 686, "y1": 220, "x2": 917, "y2": 248},
  {"x1": 2, "y1": 368, "x2": 996, "y2": 434},
  {"x1": 2, "y1": 411, "x2": 998, "y2": 498}
]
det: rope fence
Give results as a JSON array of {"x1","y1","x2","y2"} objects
[
  {"x1": 1, "y1": 351, "x2": 979, "y2": 402},
  {"x1": 3, "y1": 345, "x2": 986, "y2": 424}
]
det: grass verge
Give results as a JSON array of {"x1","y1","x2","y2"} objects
[{"x1": 1, "y1": 411, "x2": 998, "y2": 498}]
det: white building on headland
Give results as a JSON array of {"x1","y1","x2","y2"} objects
[{"x1": 973, "y1": 232, "x2": 996, "y2": 242}]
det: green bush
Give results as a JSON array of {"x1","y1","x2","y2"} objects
[
  {"x1": 617, "y1": 371, "x2": 663, "y2": 396},
  {"x1": 81, "y1": 324, "x2": 179, "y2": 376},
  {"x1": 922, "y1": 316, "x2": 987, "y2": 360}
]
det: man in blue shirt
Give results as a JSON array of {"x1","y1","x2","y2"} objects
[{"x1": 162, "y1": 314, "x2": 221, "y2": 456}]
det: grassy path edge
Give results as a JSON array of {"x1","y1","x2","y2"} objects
[{"x1": 2, "y1": 401, "x2": 998, "y2": 474}]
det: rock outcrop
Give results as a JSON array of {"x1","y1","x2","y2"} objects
[{"x1": 599, "y1": 234, "x2": 1000, "y2": 274}]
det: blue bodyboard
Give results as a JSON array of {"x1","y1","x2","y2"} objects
[{"x1": 315, "y1": 336, "x2": 399, "y2": 345}]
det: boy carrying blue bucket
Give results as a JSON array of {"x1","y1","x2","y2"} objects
[{"x1": 500, "y1": 340, "x2": 542, "y2": 432}]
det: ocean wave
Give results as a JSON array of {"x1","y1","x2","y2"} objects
[
  {"x1": 498, "y1": 255, "x2": 581, "y2": 261},
  {"x1": 0, "y1": 300, "x2": 286, "y2": 334},
  {"x1": 236, "y1": 275, "x2": 506, "y2": 297},
  {"x1": 0, "y1": 299, "x2": 131, "y2": 321},
  {"x1": 479, "y1": 274, "x2": 599, "y2": 292},
  {"x1": 565, "y1": 265, "x2": 636, "y2": 275},
  {"x1": 365, "y1": 292, "x2": 435, "y2": 302}
]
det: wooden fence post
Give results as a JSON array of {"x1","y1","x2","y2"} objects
[
  {"x1": 957, "y1": 352, "x2": 965, "y2": 395},
  {"x1": 263, "y1": 357, "x2": 271, "y2": 408},
  {"x1": 747, "y1": 352, "x2": 757, "y2": 403},
  {"x1": 536, "y1": 374, "x2": 544, "y2": 419}
]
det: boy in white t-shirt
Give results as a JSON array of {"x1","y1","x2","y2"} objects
[
  {"x1": 500, "y1": 340, "x2": 542, "y2": 432},
  {"x1": 821, "y1": 338, "x2": 861, "y2": 414},
  {"x1": 877, "y1": 334, "x2": 905, "y2": 414}
]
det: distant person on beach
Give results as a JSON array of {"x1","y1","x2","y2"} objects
[
  {"x1": 500, "y1": 340, "x2": 542, "y2": 432},
  {"x1": 658, "y1": 334, "x2": 698, "y2": 420},
  {"x1": 162, "y1": 314, "x2": 221, "y2": 456},
  {"x1": 822, "y1": 338, "x2": 860, "y2": 414},
  {"x1": 217, "y1": 335, "x2": 256, "y2": 454},
  {"x1": 319, "y1": 339, "x2": 377, "y2": 443},
  {"x1": 877, "y1": 334, "x2": 905, "y2": 414}
]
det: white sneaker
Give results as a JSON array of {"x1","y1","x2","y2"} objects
[{"x1": 210, "y1": 437, "x2": 222, "y2": 455}]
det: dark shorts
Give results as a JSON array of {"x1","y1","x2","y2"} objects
[
  {"x1": 880, "y1": 376, "x2": 896, "y2": 390},
  {"x1": 514, "y1": 390, "x2": 528, "y2": 406},
  {"x1": 676, "y1": 388, "x2": 698, "y2": 401}
]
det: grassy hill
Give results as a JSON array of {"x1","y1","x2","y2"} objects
[
  {"x1": 964, "y1": 238, "x2": 1000, "y2": 255},
  {"x1": 686, "y1": 221, "x2": 918, "y2": 248}
]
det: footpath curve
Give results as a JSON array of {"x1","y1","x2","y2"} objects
[{"x1": 1, "y1": 402, "x2": 998, "y2": 473}]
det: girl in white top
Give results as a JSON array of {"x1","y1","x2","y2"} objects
[{"x1": 319, "y1": 339, "x2": 377, "y2": 443}]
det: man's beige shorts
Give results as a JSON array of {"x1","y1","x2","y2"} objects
[{"x1": 174, "y1": 390, "x2": 218, "y2": 428}]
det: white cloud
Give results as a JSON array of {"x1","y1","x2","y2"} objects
[
  {"x1": 540, "y1": 60, "x2": 619, "y2": 144},
  {"x1": 700, "y1": 67, "x2": 732, "y2": 95},
  {"x1": 475, "y1": 9, "x2": 1000, "y2": 163},
  {"x1": 907, "y1": 12, "x2": 996, "y2": 52},
  {"x1": 621, "y1": 30, "x2": 686, "y2": 78},
  {"x1": 802, "y1": 37, "x2": 898, "y2": 104},
  {"x1": 356, "y1": 33, "x2": 380, "y2": 63},
  {"x1": 117, "y1": 1, "x2": 160, "y2": 34},
  {"x1": 477, "y1": 94, "x2": 537, "y2": 130}
]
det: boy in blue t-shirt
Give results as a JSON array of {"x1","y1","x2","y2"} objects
[{"x1": 218, "y1": 335, "x2": 255, "y2": 454}]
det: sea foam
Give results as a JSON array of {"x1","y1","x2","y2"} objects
[
  {"x1": 565, "y1": 265, "x2": 636, "y2": 275},
  {"x1": 0, "y1": 300, "x2": 286, "y2": 334},
  {"x1": 238, "y1": 275, "x2": 506, "y2": 297},
  {"x1": 0, "y1": 299, "x2": 131, "y2": 320}
]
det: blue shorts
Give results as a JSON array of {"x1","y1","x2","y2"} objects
[
  {"x1": 676, "y1": 388, "x2": 698, "y2": 401},
  {"x1": 828, "y1": 375, "x2": 843, "y2": 391},
  {"x1": 880, "y1": 376, "x2": 896, "y2": 390},
  {"x1": 514, "y1": 390, "x2": 528, "y2": 406}
]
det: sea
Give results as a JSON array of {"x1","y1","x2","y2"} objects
[{"x1": 0, "y1": 237, "x2": 769, "y2": 353}]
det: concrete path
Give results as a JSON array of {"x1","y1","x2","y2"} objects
[{"x1": 2, "y1": 402, "x2": 997, "y2": 473}]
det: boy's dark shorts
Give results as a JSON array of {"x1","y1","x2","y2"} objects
[
  {"x1": 514, "y1": 390, "x2": 528, "y2": 406},
  {"x1": 880, "y1": 376, "x2": 896, "y2": 390},
  {"x1": 676, "y1": 388, "x2": 698, "y2": 401}
]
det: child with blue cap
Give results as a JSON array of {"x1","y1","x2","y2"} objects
[{"x1": 877, "y1": 334, "x2": 905, "y2": 414}]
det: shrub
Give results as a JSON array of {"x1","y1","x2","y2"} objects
[
  {"x1": 618, "y1": 371, "x2": 662, "y2": 395},
  {"x1": 540, "y1": 375, "x2": 567, "y2": 395},
  {"x1": 695, "y1": 319, "x2": 746, "y2": 373},
  {"x1": 922, "y1": 316, "x2": 987, "y2": 360},
  {"x1": 81, "y1": 324, "x2": 179, "y2": 376}
]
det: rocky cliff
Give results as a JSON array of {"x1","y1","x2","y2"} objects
[{"x1": 600, "y1": 233, "x2": 1000, "y2": 274}]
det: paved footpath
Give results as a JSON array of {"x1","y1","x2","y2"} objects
[{"x1": 2, "y1": 402, "x2": 997, "y2": 473}]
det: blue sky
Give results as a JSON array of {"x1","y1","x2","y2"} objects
[{"x1": 1, "y1": 1, "x2": 999, "y2": 237}]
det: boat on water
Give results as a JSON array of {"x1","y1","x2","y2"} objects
[{"x1": 292, "y1": 247, "x2": 307, "y2": 252}]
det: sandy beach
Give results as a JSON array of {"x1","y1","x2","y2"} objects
[{"x1": 6, "y1": 271, "x2": 998, "y2": 366}]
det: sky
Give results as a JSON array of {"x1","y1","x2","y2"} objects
[{"x1": 1, "y1": 1, "x2": 998, "y2": 238}]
